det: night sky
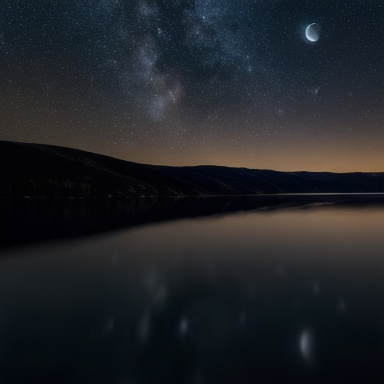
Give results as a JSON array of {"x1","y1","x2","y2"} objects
[{"x1": 1, "y1": 0, "x2": 383, "y2": 172}]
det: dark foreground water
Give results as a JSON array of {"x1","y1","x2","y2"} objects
[{"x1": 0, "y1": 196, "x2": 383, "y2": 383}]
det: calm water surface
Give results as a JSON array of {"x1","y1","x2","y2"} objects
[{"x1": 0, "y1": 199, "x2": 383, "y2": 383}]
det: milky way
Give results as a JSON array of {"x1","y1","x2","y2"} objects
[{"x1": 0, "y1": 0, "x2": 383, "y2": 171}]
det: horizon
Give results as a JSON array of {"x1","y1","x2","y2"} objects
[
  {"x1": 3, "y1": 138, "x2": 384, "y2": 175},
  {"x1": 1, "y1": 1, "x2": 383, "y2": 173}
]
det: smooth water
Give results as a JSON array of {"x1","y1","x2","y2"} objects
[{"x1": 0, "y1": 199, "x2": 383, "y2": 383}]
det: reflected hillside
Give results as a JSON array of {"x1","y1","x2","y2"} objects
[{"x1": 1, "y1": 194, "x2": 383, "y2": 249}]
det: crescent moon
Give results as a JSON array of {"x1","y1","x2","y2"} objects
[{"x1": 305, "y1": 23, "x2": 319, "y2": 42}]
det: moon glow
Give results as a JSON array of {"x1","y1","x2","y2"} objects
[{"x1": 305, "y1": 23, "x2": 319, "y2": 42}]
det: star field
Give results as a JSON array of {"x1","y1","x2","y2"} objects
[{"x1": 0, "y1": 0, "x2": 383, "y2": 171}]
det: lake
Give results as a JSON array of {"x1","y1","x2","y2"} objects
[{"x1": 0, "y1": 195, "x2": 383, "y2": 383}]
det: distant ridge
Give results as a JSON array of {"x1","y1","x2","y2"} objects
[{"x1": 1, "y1": 140, "x2": 383, "y2": 198}]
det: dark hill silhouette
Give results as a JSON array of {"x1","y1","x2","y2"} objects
[{"x1": 1, "y1": 140, "x2": 383, "y2": 198}]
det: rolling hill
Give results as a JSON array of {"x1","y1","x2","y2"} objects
[{"x1": 1, "y1": 140, "x2": 383, "y2": 198}]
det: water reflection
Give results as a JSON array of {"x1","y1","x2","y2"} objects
[
  {"x1": 0, "y1": 197, "x2": 383, "y2": 383},
  {"x1": 300, "y1": 328, "x2": 315, "y2": 364},
  {"x1": 2, "y1": 194, "x2": 384, "y2": 249}
]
